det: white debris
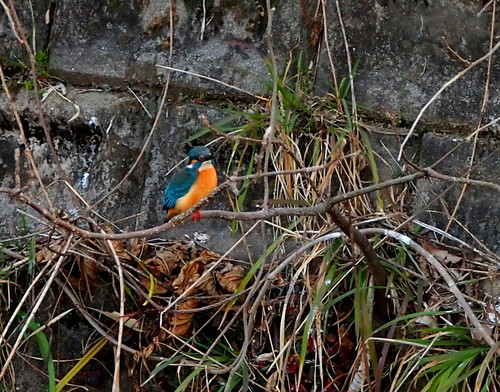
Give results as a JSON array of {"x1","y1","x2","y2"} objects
[
  {"x1": 193, "y1": 232, "x2": 210, "y2": 243},
  {"x1": 486, "y1": 302, "x2": 500, "y2": 324},
  {"x1": 81, "y1": 172, "x2": 89, "y2": 190},
  {"x1": 88, "y1": 116, "x2": 99, "y2": 127}
]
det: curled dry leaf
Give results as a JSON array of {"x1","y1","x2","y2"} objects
[
  {"x1": 218, "y1": 262, "x2": 235, "y2": 275},
  {"x1": 423, "y1": 241, "x2": 462, "y2": 265},
  {"x1": 173, "y1": 260, "x2": 204, "y2": 296},
  {"x1": 336, "y1": 325, "x2": 354, "y2": 361},
  {"x1": 137, "y1": 342, "x2": 155, "y2": 360},
  {"x1": 170, "y1": 249, "x2": 221, "y2": 295},
  {"x1": 414, "y1": 315, "x2": 438, "y2": 329},
  {"x1": 218, "y1": 265, "x2": 246, "y2": 293},
  {"x1": 35, "y1": 247, "x2": 54, "y2": 263},
  {"x1": 421, "y1": 241, "x2": 465, "y2": 280},
  {"x1": 173, "y1": 259, "x2": 218, "y2": 296},
  {"x1": 139, "y1": 243, "x2": 206, "y2": 295},
  {"x1": 35, "y1": 241, "x2": 65, "y2": 263},
  {"x1": 97, "y1": 310, "x2": 144, "y2": 332},
  {"x1": 112, "y1": 240, "x2": 130, "y2": 260},
  {"x1": 169, "y1": 299, "x2": 199, "y2": 336},
  {"x1": 193, "y1": 249, "x2": 220, "y2": 264},
  {"x1": 255, "y1": 352, "x2": 276, "y2": 362},
  {"x1": 67, "y1": 255, "x2": 102, "y2": 291},
  {"x1": 144, "y1": 256, "x2": 178, "y2": 277},
  {"x1": 266, "y1": 371, "x2": 279, "y2": 391},
  {"x1": 157, "y1": 243, "x2": 192, "y2": 266},
  {"x1": 197, "y1": 272, "x2": 218, "y2": 296},
  {"x1": 470, "y1": 324, "x2": 494, "y2": 343},
  {"x1": 101, "y1": 225, "x2": 131, "y2": 260}
]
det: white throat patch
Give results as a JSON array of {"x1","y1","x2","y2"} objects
[{"x1": 199, "y1": 161, "x2": 213, "y2": 171}]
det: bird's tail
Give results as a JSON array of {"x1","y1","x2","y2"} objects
[{"x1": 164, "y1": 209, "x2": 175, "y2": 222}]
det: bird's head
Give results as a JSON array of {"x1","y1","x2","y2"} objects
[{"x1": 188, "y1": 146, "x2": 213, "y2": 164}]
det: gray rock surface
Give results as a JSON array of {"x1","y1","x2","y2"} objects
[
  {"x1": 316, "y1": 0, "x2": 499, "y2": 126},
  {"x1": 47, "y1": 0, "x2": 304, "y2": 96},
  {"x1": 369, "y1": 127, "x2": 499, "y2": 255},
  {"x1": 0, "y1": 0, "x2": 50, "y2": 66},
  {"x1": 416, "y1": 133, "x2": 500, "y2": 255}
]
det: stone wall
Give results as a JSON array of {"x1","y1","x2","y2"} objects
[{"x1": 0, "y1": 0, "x2": 498, "y2": 255}]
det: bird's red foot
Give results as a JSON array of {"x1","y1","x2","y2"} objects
[{"x1": 192, "y1": 211, "x2": 202, "y2": 221}]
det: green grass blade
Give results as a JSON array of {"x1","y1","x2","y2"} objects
[
  {"x1": 18, "y1": 311, "x2": 55, "y2": 392},
  {"x1": 27, "y1": 236, "x2": 36, "y2": 276},
  {"x1": 142, "y1": 356, "x2": 184, "y2": 385},
  {"x1": 360, "y1": 130, "x2": 383, "y2": 209},
  {"x1": 174, "y1": 367, "x2": 203, "y2": 392}
]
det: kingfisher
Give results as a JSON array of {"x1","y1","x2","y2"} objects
[{"x1": 162, "y1": 146, "x2": 218, "y2": 221}]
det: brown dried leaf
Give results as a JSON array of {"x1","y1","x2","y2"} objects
[
  {"x1": 219, "y1": 265, "x2": 246, "y2": 293},
  {"x1": 35, "y1": 247, "x2": 54, "y2": 262},
  {"x1": 423, "y1": 242, "x2": 462, "y2": 265},
  {"x1": 97, "y1": 310, "x2": 144, "y2": 332},
  {"x1": 80, "y1": 258, "x2": 101, "y2": 287},
  {"x1": 35, "y1": 241, "x2": 65, "y2": 263},
  {"x1": 68, "y1": 256, "x2": 101, "y2": 290},
  {"x1": 470, "y1": 324, "x2": 494, "y2": 343},
  {"x1": 414, "y1": 315, "x2": 438, "y2": 329},
  {"x1": 67, "y1": 275, "x2": 86, "y2": 291},
  {"x1": 162, "y1": 243, "x2": 192, "y2": 262},
  {"x1": 169, "y1": 299, "x2": 199, "y2": 336},
  {"x1": 431, "y1": 249, "x2": 462, "y2": 265},
  {"x1": 137, "y1": 343, "x2": 155, "y2": 360},
  {"x1": 197, "y1": 272, "x2": 218, "y2": 296},
  {"x1": 144, "y1": 256, "x2": 177, "y2": 277},
  {"x1": 173, "y1": 260, "x2": 204, "y2": 296},
  {"x1": 101, "y1": 225, "x2": 130, "y2": 260},
  {"x1": 192, "y1": 249, "x2": 220, "y2": 264},
  {"x1": 337, "y1": 324, "x2": 354, "y2": 358},
  {"x1": 113, "y1": 240, "x2": 130, "y2": 260}
]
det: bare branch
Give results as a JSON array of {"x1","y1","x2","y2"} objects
[
  {"x1": 2, "y1": 172, "x2": 426, "y2": 240},
  {"x1": 326, "y1": 205, "x2": 387, "y2": 286}
]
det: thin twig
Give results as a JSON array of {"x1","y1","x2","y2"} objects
[
  {"x1": 156, "y1": 65, "x2": 268, "y2": 101},
  {"x1": 321, "y1": 0, "x2": 341, "y2": 108},
  {"x1": 424, "y1": 167, "x2": 500, "y2": 193},
  {"x1": 326, "y1": 205, "x2": 387, "y2": 286},
  {"x1": 0, "y1": 64, "x2": 53, "y2": 211},
  {"x1": 105, "y1": 234, "x2": 125, "y2": 392},
  {"x1": 335, "y1": 0, "x2": 357, "y2": 122}
]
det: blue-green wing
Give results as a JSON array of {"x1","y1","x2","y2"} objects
[{"x1": 162, "y1": 168, "x2": 198, "y2": 210}]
